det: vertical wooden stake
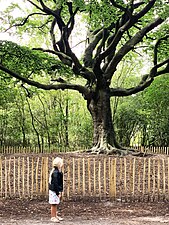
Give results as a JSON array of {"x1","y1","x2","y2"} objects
[
  {"x1": 31, "y1": 157, "x2": 34, "y2": 197},
  {"x1": 103, "y1": 158, "x2": 107, "y2": 198},
  {"x1": 162, "y1": 159, "x2": 165, "y2": 201},
  {"x1": 42, "y1": 157, "x2": 46, "y2": 193},
  {"x1": 72, "y1": 158, "x2": 75, "y2": 195},
  {"x1": 109, "y1": 158, "x2": 113, "y2": 199},
  {"x1": 114, "y1": 158, "x2": 117, "y2": 201},
  {"x1": 88, "y1": 158, "x2": 91, "y2": 195},
  {"x1": 119, "y1": 158, "x2": 123, "y2": 202},
  {"x1": 157, "y1": 159, "x2": 161, "y2": 201},
  {"x1": 148, "y1": 158, "x2": 151, "y2": 201},
  {"x1": 18, "y1": 157, "x2": 21, "y2": 197},
  {"x1": 152, "y1": 159, "x2": 156, "y2": 201},
  {"x1": 124, "y1": 158, "x2": 127, "y2": 202},
  {"x1": 67, "y1": 159, "x2": 70, "y2": 199},
  {"x1": 129, "y1": 158, "x2": 132, "y2": 200},
  {"x1": 98, "y1": 160, "x2": 101, "y2": 199},
  {"x1": 138, "y1": 159, "x2": 141, "y2": 201},
  {"x1": 45, "y1": 157, "x2": 49, "y2": 194},
  {"x1": 27, "y1": 157, "x2": 30, "y2": 196},
  {"x1": 132, "y1": 158, "x2": 136, "y2": 201},
  {"x1": 5, "y1": 157, "x2": 7, "y2": 198},
  {"x1": 143, "y1": 158, "x2": 146, "y2": 200},
  {"x1": 8, "y1": 157, "x2": 11, "y2": 196},
  {"x1": 13, "y1": 157, "x2": 16, "y2": 195},
  {"x1": 22, "y1": 157, "x2": 25, "y2": 197},
  {"x1": 108, "y1": 158, "x2": 111, "y2": 198},
  {"x1": 82, "y1": 158, "x2": 85, "y2": 196},
  {"x1": 93, "y1": 158, "x2": 96, "y2": 196},
  {"x1": 40, "y1": 158, "x2": 43, "y2": 193},
  {"x1": 78, "y1": 158, "x2": 81, "y2": 195},
  {"x1": 36, "y1": 157, "x2": 39, "y2": 194},
  {"x1": 7, "y1": 157, "x2": 11, "y2": 196}
]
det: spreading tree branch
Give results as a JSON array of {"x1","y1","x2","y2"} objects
[
  {"x1": 32, "y1": 47, "x2": 72, "y2": 63},
  {"x1": 5, "y1": 12, "x2": 47, "y2": 32},
  {"x1": 109, "y1": 58, "x2": 169, "y2": 97},
  {"x1": 110, "y1": 0, "x2": 126, "y2": 12},
  {"x1": 134, "y1": 0, "x2": 156, "y2": 20},
  {"x1": 99, "y1": 0, "x2": 156, "y2": 63},
  {"x1": 46, "y1": 2, "x2": 81, "y2": 71},
  {"x1": 27, "y1": 0, "x2": 43, "y2": 11},
  {"x1": 153, "y1": 35, "x2": 169, "y2": 72},
  {"x1": 83, "y1": 28, "x2": 104, "y2": 68},
  {"x1": 150, "y1": 58, "x2": 169, "y2": 78},
  {"x1": 0, "y1": 64, "x2": 90, "y2": 98},
  {"x1": 105, "y1": 17, "x2": 164, "y2": 78}
]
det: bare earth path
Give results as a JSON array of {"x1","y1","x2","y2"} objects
[
  {"x1": 1, "y1": 199, "x2": 169, "y2": 225},
  {"x1": 1, "y1": 217, "x2": 169, "y2": 225}
]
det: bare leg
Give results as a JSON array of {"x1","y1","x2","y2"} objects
[
  {"x1": 56, "y1": 204, "x2": 63, "y2": 221},
  {"x1": 51, "y1": 204, "x2": 57, "y2": 218}
]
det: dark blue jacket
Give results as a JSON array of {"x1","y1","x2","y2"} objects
[{"x1": 49, "y1": 168, "x2": 63, "y2": 195}]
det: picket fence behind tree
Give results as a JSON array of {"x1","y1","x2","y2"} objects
[{"x1": 0, "y1": 146, "x2": 169, "y2": 155}]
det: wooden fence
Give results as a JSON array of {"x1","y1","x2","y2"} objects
[
  {"x1": 0, "y1": 155, "x2": 169, "y2": 202},
  {"x1": 0, "y1": 146, "x2": 69, "y2": 154},
  {"x1": 0, "y1": 146, "x2": 169, "y2": 155},
  {"x1": 134, "y1": 146, "x2": 169, "y2": 155}
]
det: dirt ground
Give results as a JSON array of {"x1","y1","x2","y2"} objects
[
  {"x1": 1, "y1": 152, "x2": 169, "y2": 224},
  {"x1": 1, "y1": 198, "x2": 169, "y2": 225}
]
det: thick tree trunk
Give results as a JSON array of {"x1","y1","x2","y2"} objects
[{"x1": 87, "y1": 90, "x2": 127, "y2": 155}]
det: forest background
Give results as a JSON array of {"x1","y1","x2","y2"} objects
[{"x1": 0, "y1": 0, "x2": 169, "y2": 153}]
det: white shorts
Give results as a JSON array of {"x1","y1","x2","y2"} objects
[{"x1": 49, "y1": 190, "x2": 60, "y2": 205}]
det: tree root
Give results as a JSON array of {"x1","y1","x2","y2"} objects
[
  {"x1": 86, "y1": 145, "x2": 151, "y2": 157},
  {"x1": 87, "y1": 144, "x2": 127, "y2": 156}
]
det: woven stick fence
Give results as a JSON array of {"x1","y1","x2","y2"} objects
[{"x1": 1, "y1": 156, "x2": 169, "y2": 202}]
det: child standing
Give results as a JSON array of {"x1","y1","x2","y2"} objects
[{"x1": 49, "y1": 157, "x2": 64, "y2": 222}]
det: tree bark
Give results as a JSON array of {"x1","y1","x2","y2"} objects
[{"x1": 87, "y1": 89, "x2": 126, "y2": 155}]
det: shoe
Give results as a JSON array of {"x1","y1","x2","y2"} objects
[
  {"x1": 51, "y1": 217, "x2": 60, "y2": 223},
  {"x1": 57, "y1": 216, "x2": 63, "y2": 221}
]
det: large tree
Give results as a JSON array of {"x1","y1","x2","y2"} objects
[{"x1": 0, "y1": 0, "x2": 169, "y2": 154}]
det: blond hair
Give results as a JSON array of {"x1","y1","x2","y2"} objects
[
  {"x1": 52, "y1": 157, "x2": 63, "y2": 168},
  {"x1": 49, "y1": 157, "x2": 63, "y2": 184}
]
